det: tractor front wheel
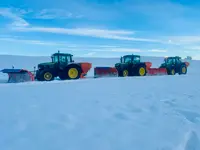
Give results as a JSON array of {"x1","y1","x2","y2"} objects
[
  {"x1": 179, "y1": 65, "x2": 187, "y2": 75},
  {"x1": 37, "y1": 70, "x2": 54, "y2": 81},
  {"x1": 122, "y1": 69, "x2": 129, "y2": 77},
  {"x1": 167, "y1": 68, "x2": 175, "y2": 75}
]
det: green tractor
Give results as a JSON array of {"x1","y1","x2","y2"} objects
[
  {"x1": 35, "y1": 51, "x2": 92, "y2": 81},
  {"x1": 114, "y1": 54, "x2": 151, "y2": 77},
  {"x1": 159, "y1": 56, "x2": 189, "y2": 75}
]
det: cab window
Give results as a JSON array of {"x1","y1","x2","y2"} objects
[
  {"x1": 124, "y1": 57, "x2": 132, "y2": 63},
  {"x1": 133, "y1": 56, "x2": 140, "y2": 63}
]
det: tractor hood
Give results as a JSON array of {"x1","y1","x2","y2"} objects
[
  {"x1": 114, "y1": 63, "x2": 129, "y2": 70},
  {"x1": 38, "y1": 62, "x2": 56, "y2": 69}
]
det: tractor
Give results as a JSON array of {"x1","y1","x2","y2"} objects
[
  {"x1": 35, "y1": 51, "x2": 92, "y2": 81},
  {"x1": 159, "y1": 56, "x2": 189, "y2": 75},
  {"x1": 114, "y1": 54, "x2": 152, "y2": 77}
]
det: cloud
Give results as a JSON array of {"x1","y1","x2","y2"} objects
[
  {"x1": 0, "y1": 37, "x2": 168, "y2": 54},
  {"x1": 167, "y1": 36, "x2": 200, "y2": 45},
  {"x1": 148, "y1": 49, "x2": 167, "y2": 53},
  {"x1": 11, "y1": 26, "x2": 159, "y2": 42},
  {"x1": 83, "y1": 52, "x2": 96, "y2": 56},
  {"x1": 110, "y1": 48, "x2": 141, "y2": 52},
  {"x1": 0, "y1": 8, "x2": 29, "y2": 27},
  {"x1": 0, "y1": 37, "x2": 62, "y2": 46},
  {"x1": 34, "y1": 9, "x2": 83, "y2": 19}
]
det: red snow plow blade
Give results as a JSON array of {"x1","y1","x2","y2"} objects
[
  {"x1": 146, "y1": 68, "x2": 167, "y2": 76},
  {"x1": 94, "y1": 67, "x2": 118, "y2": 78},
  {"x1": 1, "y1": 69, "x2": 35, "y2": 83}
]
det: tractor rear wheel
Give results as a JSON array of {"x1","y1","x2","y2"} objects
[
  {"x1": 67, "y1": 67, "x2": 81, "y2": 79},
  {"x1": 59, "y1": 65, "x2": 81, "y2": 80},
  {"x1": 137, "y1": 66, "x2": 146, "y2": 76}
]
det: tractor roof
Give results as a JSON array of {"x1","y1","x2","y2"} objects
[
  {"x1": 166, "y1": 56, "x2": 181, "y2": 59},
  {"x1": 123, "y1": 54, "x2": 140, "y2": 57},
  {"x1": 52, "y1": 53, "x2": 73, "y2": 56}
]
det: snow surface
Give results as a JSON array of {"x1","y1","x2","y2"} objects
[{"x1": 0, "y1": 55, "x2": 200, "y2": 150}]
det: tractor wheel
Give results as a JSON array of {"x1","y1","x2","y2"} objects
[
  {"x1": 137, "y1": 66, "x2": 146, "y2": 76},
  {"x1": 58, "y1": 71, "x2": 68, "y2": 80},
  {"x1": 59, "y1": 66, "x2": 81, "y2": 80},
  {"x1": 65, "y1": 65, "x2": 81, "y2": 80},
  {"x1": 179, "y1": 65, "x2": 187, "y2": 75},
  {"x1": 168, "y1": 68, "x2": 175, "y2": 75},
  {"x1": 39, "y1": 70, "x2": 54, "y2": 81},
  {"x1": 122, "y1": 69, "x2": 129, "y2": 77}
]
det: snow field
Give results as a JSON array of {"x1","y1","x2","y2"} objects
[{"x1": 0, "y1": 55, "x2": 199, "y2": 150}]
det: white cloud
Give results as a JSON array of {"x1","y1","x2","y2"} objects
[
  {"x1": 34, "y1": 9, "x2": 83, "y2": 19},
  {"x1": 0, "y1": 37, "x2": 62, "y2": 46},
  {"x1": 167, "y1": 36, "x2": 200, "y2": 45},
  {"x1": 148, "y1": 49, "x2": 167, "y2": 53},
  {"x1": 83, "y1": 52, "x2": 96, "y2": 56},
  {"x1": 0, "y1": 8, "x2": 29, "y2": 27},
  {"x1": 110, "y1": 48, "x2": 141, "y2": 52},
  {"x1": 11, "y1": 26, "x2": 159, "y2": 42}
]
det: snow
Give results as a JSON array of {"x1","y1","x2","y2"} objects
[{"x1": 0, "y1": 54, "x2": 200, "y2": 150}]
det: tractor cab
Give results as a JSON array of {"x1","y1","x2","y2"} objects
[
  {"x1": 120, "y1": 55, "x2": 140, "y2": 64},
  {"x1": 51, "y1": 52, "x2": 74, "y2": 64},
  {"x1": 163, "y1": 56, "x2": 182, "y2": 65}
]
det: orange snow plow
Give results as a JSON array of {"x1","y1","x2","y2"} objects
[
  {"x1": 146, "y1": 68, "x2": 167, "y2": 76},
  {"x1": 94, "y1": 67, "x2": 118, "y2": 78}
]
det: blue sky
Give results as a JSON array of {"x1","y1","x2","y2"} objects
[{"x1": 1, "y1": 0, "x2": 200, "y2": 59}]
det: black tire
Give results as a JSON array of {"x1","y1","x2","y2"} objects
[
  {"x1": 117, "y1": 70, "x2": 123, "y2": 77},
  {"x1": 136, "y1": 65, "x2": 146, "y2": 76},
  {"x1": 37, "y1": 69, "x2": 54, "y2": 81},
  {"x1": 167, "y1": 68, "x2": 175, "y2": 75},
  {"x1": 58, "y1": 70, "x2": 68, "y2": 80},
  {"x1": 179, "y1": 65, "x2": 187, "y2": 75},
  {"x1": 122, "y1": 69, "x2": 129, "y2": 77},
  {"x1": 59, "y1": 65, "x2": 81, "y2": 80},
  {"x1": 117, "y1": 68, "x2": 129, "y2": 77}
]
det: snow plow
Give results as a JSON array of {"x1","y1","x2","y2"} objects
[
  {"x1": 94, "y1": 55, "x2": 189, "y2": 78},
  {"x1": 94, "y1": 67, "x2": 118, "y2": 78},
  {"x1": 1, "y1": 68, "x2": 35, "y2": 83}
]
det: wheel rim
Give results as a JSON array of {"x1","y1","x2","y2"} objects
[
  {"x1": 171, "y1": 69, "x2": 175, "y2": 75},
  {"x1": 123, "y1": 70, "x2": 128, "y2": 76},
  {"x1": 44, "y1": 72, "x2": 52, "y2": 80},
  {"x1": 182, "y1": 67, "x2": 186, "y2": 73},
  {"x1": 68, "y1": 68, "x2": 78, "y2": 78},
  {"x1": 139, "y1": 67, "x2": 145, "y2": 76}
]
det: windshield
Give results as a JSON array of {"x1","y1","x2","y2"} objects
[
  {"x1": 133, "y1": 56, "x2": 140, "y2": 63},
  {"x1": 52, "y1": 55, "x2": 71, "y2": 63},
  {"x1": 123, "y1": 56, "x2": 132, "y2": 63},
  {"x1": 121, "y1": 56, "x2": 140, "y2": 63},
  {"x1": 165, "y1": 58, "x2": 173, "y2": 64}
]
